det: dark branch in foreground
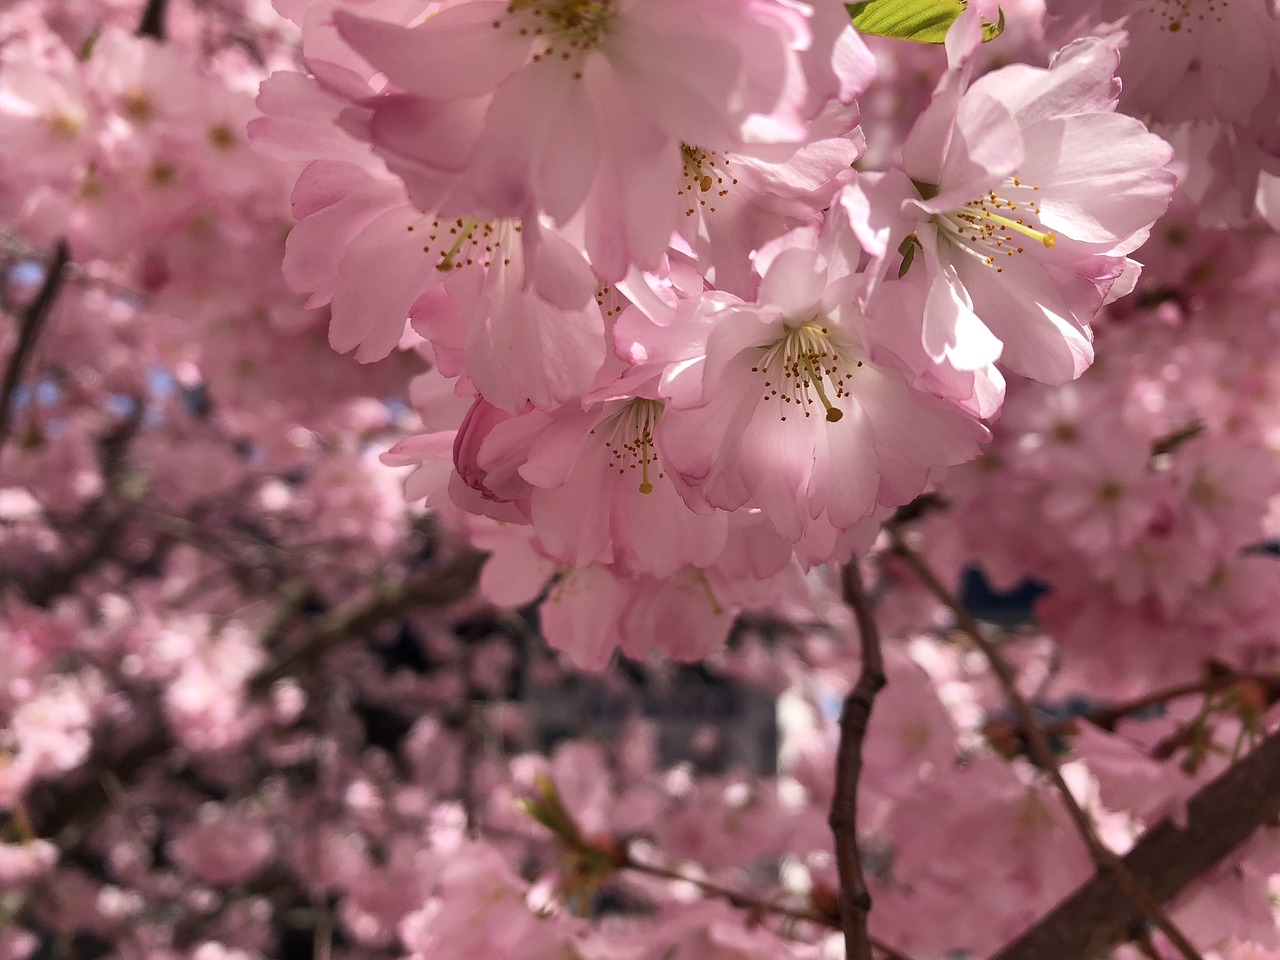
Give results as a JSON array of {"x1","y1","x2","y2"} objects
[
  {"x1": 0, "y1": 241, "x2": 70, "y2": 458},
  {"x1": 136, "y1": 0, "x2": 170, "y2": 39},
  {"x1": 828, "y1": 563, "x2": 887, "y2": 960},
  {"x1": 990, "y1": 724, "x2": 1280, "y2": 960}
]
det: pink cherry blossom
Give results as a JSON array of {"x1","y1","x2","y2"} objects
[
  {"x1": 856, "y1": 22, "x2": 1177, "y2": 385},
  {"x1": 333, "y1": 0, "x2": 864, "y2": 278},
  {"x1": 660, "y1": 220, "x2": 988, "y2": 554}
]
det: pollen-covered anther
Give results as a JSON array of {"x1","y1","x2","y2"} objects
[
  {"x1": 935, "y1": 177, "x2": 1056, "y2": 273},
  {"x1": 597, "y1": 398, "x2": 665, "y2": 494},
  {"x1": 408, "y1": 217, "x2": 517, "y2": 272},
  {"x1": 753, "y1": 324, "x2": 860, "y2": 424},
  {"x1": 505, "y1": 0, "x2": 615, "y2": 66},
  {"x1": 1150, "y1": 0, "x2": 1224, "y2": 32},
  {"x1": 678, "y1": 144, "x2": 738, "y2": 218}
]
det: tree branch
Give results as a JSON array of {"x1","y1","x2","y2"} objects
[
  {"x1": 621, "y1": 852, "x2": 915, "y2": 960},
  {"x1": 246, "y1": 548, "x2": 486, "y2": 695},
  {"x1": 986, "y1": 665, "x2": 1280, "y2": 756},
  {"x1": 828, "y1": 562, "x2": 887, "y2": 960},
  {"x1": 990, "y1": 724, "x2": 1280, "y2": 960},
  {"x1": 890, "y1": 534, "x2": 1203, "y2": 960},
  {"x1": 10, "y1": 402, "x2": 147, "y2": 607},
  {"x1": 0, "y1": 241, "x2": 70, "y2": 459},
  {"x1": 32, "y1": 549, "x2": 487, "y2": 839},
  {"x1": 136, "y1": 0, "x2": 170, "y2": 39}
]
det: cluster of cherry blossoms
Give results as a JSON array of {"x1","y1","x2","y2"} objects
[{"x1": 249, "y1": 0, "x2": 1190, "y2": 668}]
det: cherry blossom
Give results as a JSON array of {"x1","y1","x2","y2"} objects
[{"x1": 856, "y1": 21, "x2": 1177, "y2": 386}]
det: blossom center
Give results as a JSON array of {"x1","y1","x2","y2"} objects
[
  {"x1": 407, "y1": 217, "x2": 520, "y2": 272},
  {"x1": 935, "y1": 178, "x2": 1056, "y2": 273},
  {"x1": 504, "y1": 0, "x2": 614, "y2": 68},
  {"x1": 1152, "y1": 0, "x2": 1226, "y2": 33},
  {"x1": 752, "y1": 323, "x2": 860, "y2": 423},
  {"x1": 679, "y1": 145, "x2": 738, "y2": 218},
  {"x1": 596, "y1": 399, "x2": 664, "y2": 494}
]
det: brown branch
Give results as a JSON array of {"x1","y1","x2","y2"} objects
[
  {"x1": 1078, "y1": 669, "x2": 1277, "y2": 733},
  {"x1": 32, "y1": 549, "x2": 487, "y2": 839},
  {"x1": 458, "y1": 628, "x2": 482, "y2": 839},
  {"x1": 828, "y1": 562, "x2": 887, "y2": 960},
  {"x1": 890, "y1": 534, "x2": 1203, "y2": 960},
  {"x1": 990, "y1": 667, "x2": 1280, "y2": 752},
  {"x1": 991, "y1": 724, "x2": 1280, "y2": 960},
  {"x1": 246, "y1": 548, "x2": 486, "y2": 695},
  {"x1": 624, "y1": 855, "x2": 829, "y2": 928},
  {"x1": 13, "y1": 403, "x2": 147, "y2": 607},
  {"x1": 0, "y1": 241, "x2": 70, "y2": 458}
]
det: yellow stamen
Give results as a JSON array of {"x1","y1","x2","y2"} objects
[
  {"x1": 800, "y1": 355, "x2": 843, "y2": 422},
  {"x1": 595, "y1": 398, "x2": 664, "y2": 494},
  {"x1": 638, "y1": 431, "x2": 653, "y2": 494},
  {"x1": 754, "y1": 323, "x2": 860, "y2": 423},
  {"x1": 436, "y1": 218, "x2": 480, "y2": 271},
  {"x1": 980, "y1": 211, "x2": 1056, "y2": 248}
]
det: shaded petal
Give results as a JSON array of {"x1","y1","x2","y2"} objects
[
  {"x1": 334, "y1": 5, "x2": 528, "y2": 99},
  {"x1": 331, "y1": 205, "x2": 435, "y2": 359},
  {"x1": 541, "y1": 565, "x2": 625, "y2": 671}
]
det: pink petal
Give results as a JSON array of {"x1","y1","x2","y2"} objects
[{"x1": 334, "y1": 5, "x2": 528, "y2": 99}]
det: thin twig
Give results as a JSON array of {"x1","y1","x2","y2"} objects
[
  {"x1": 246, "y1": 548, "x2": 486, "y2": 695},
  {"x1": 0, "y1": 240, "x2": 70, "y2": 458},
  {"x1": 621, "y1": 855, "x2": 913, "y2": 960},
  {"x1": 889, "y1": 533, "x2": 1204, "y2": 960},
  {"x1": 312, "y1": 894, "x2": 333, "y2": 960},
  {"x1": 990, "y1": 669, "x2": 1280, "y2": 750},
  {"x1": 625, "y1": 856, "x2": 826, "y2": 927},
  {"x1": 1077, "y1": 670, "x2": 1276, "y2": 733},
  {"x1": 828, "y1": 562, "x2": 887, "y2": 960},
  {"x1": 459, "y1": 631, "x2": 481, "y2": 839}
]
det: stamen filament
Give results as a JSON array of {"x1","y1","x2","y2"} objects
[
  {"x1": 596, "y1": 398, "x2": 664, "y2": 495},
  {"x1": 639, "y1": 434, "x2": 653, "y2": 494},
  {"x1": 800, "y1": 355, "x2": 843, "y2": 422},
  {"x1": 979, "y1": 211, "x2": 1056, "y2": 248},
  {"x1": 437, "y1": 218, "x2": 480, "y2": 271},
  {"x1": 754, "y1": 323, "x2": 859, "y2": 422}
]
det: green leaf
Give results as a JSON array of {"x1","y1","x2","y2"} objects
[
  {"x1": 78, "y1": 23, "x2": 103, "y2": 60},
  {"x1": 897, "y1": 233, "x2": 922, "y2": 278},
  {"x1": 846, "y1": 0, "x2": 1004, "y2": 44},
  {"x1": 517, "y1": 773, "x2": 584, "y2": 847}
]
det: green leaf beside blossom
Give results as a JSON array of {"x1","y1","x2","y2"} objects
[{"x1": 846, "y1": 0, "x2": 1005, "y2": 44}]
